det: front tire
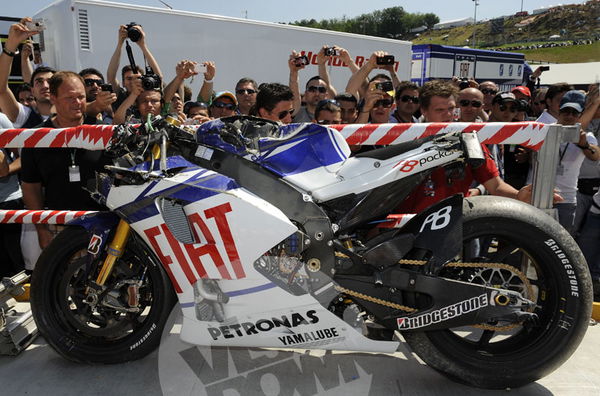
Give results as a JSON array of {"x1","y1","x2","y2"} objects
[
  {"x1": 403, "y1": 196, "x2": 593, "y2": 389},
  {"x1": 31, "y1": 226, "x2": 177, "y2": 364}
]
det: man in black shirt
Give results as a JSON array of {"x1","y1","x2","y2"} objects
[{"x1": 20, "y1": 71, "x2": 110, "y2": 249}]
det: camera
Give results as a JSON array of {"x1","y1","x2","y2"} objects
[
  {"x1": 323, "y1": 47, "x2": 338, "y2": 56},
  {"x1": 196, "y1": 64, "x2": 207, "y2": 74},
  {"x1": 459, "y1": 78, "x2": 470, "y2": 90},
  {"x1": 294, "y1": 55, "x2": 310, "y2": 67},
  {"x1": 517, "y1": 99, "x2": 530, "y2": 113},
  {"x1": 125, "y1": 22, "x2": 142, "y2": 42},
  {"x1": 141, "y1": 66, "x2": 162, "y2": 90},
  {"x1": 375, "y1": 81, "x2": 394, "y2": 92},
  {"x1": 25, "y1": 19, "x2": 45, "y2": 32},
  {"x1": 540, "y1": 66, "x2": 550, "y2": 72},
  {"x1": 100, "y1": 83, "x2": 113, "y2": 93},
  {"x1": 376, "y1": 55, "x2": 395, "y2": 65}
]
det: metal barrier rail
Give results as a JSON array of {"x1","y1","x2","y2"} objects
[{"x1": 0, "y1": 121, "x2": 580, "y2": 223}]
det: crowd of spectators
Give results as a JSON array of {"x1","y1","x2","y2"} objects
[
  {"x1": 1, "y1": 17, "x2": 599, "y2": 300},
  {"x1": 492, "y1": 38, "x2": 598, "y2": 52}
]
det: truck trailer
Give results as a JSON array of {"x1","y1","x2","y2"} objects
[
  {"x1": 29, "y1": 0, "x2": 412, "y2": 95},
  {"x1": 412, "y1": 44, "x2": 526, "y2": 90}
]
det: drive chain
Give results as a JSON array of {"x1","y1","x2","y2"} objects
[{"x1": 333, "y1": 253, "x2": 534, "y2": 331}]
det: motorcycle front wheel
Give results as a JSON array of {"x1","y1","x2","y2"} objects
[
  {"x1": 403, "y1": 196, "x2": 593, "y2": 389},
  {"x1": 31, "y1": 226, "x2": 177, "y2": 363}
]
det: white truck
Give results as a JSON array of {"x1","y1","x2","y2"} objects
[{"x1": 30, "y1": 0, "x2": 412, "y2": 94}]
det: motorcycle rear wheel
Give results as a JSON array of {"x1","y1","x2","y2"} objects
[
  {"x1": 31, "y1": 226, "x2": 177, "y2": 364},
  {"x1": 403, "y1": 196, "x2": 592, "y2": 389}
]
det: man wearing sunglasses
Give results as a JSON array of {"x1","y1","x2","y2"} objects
[
  {"x1": 255, "y1": 83, "x2": 295, "y2": 124},
  {"x1": 457, "y1": 88, "x2": 485, "y2": 122},
  {"x1": 391, "y1": 82, "x2": 420, "y2": 123},
  {"x1": 293, "y1": 76, "x2": 329, "y2": 123},
  {"x1": 313, "y1": 100, "x2": 341, "y2": 125},
  {"x1": 553, "y1": 90, "x2": 600, "y2": 235},
  {"x1": 79, "y1": 68, "x2": 116, "y2": 123},
  {"x1": 235, "y1": 78, "x2": 258, "y2": 116},
  {"x1": 209, "y1": 91, "x2": 238, "y2": 119},
  {"x1": 479, "y1": 81, "x2": 499, "y2": 114}
]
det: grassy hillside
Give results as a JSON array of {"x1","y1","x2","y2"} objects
[{"x1": 412, "y1": 1, "x2": 600, "y2": 63}]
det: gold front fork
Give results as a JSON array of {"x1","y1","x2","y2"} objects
[{"x1": 94, "y1": 144, "x2": 161, "y2": 286}]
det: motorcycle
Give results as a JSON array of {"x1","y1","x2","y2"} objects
[{"x1": 30, "y1": 116, "x2": 592, "y2": 389}]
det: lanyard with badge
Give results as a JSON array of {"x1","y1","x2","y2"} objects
[
  {"x1": 69, "y1": 149, "x2": 81, "y2": 182},
  {"x1": 557, "y1": 143, "x2": 569, "y2": 176}
]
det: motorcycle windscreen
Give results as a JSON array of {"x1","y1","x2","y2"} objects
[{"x1": 107, "y1": 165, "x2": 297, "y2": 295}]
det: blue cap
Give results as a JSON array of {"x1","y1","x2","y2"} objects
[{"x1": 560, "y1": 90, "x2": 585, "y2": 113}]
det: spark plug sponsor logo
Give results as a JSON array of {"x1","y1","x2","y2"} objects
[
  {"x1": 397, "y1": 294, "x2": 488, "y2": 329},
  {"x1": 278, "y1": 327, "x2": 342, "y2": 346},
  {"x1": 394, "y1": 150, "x2": 453, "y2": 173},
  {"x1": 208, "y1": 310, "x2": 319, "y2": 340},
  {"x1": 544, "y1": 239, "x2": 579, "y2": 297}
]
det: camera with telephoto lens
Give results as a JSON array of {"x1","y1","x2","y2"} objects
[
  {"x1": 125, "y1": 22, "x2": 142, "y2": 42},
  {"x1": 324, "y1": 47, "x2": 338, "y2": 56},
  {"x1": 141, "y1": 66, "x2": 161, "y2": 90},
  {"x1": 459, "y1": 78, "x2": 470, "y2": 90}
]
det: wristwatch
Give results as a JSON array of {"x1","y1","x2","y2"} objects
[
  {"x1": 577, "y1": 143, "x2": 596, "y2": 154},
  {"x1": 2, "y1": 47, "x2": 18, "y2": 57}
]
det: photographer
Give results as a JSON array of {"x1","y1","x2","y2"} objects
[
  {"x1": 107, "y1": 23, "x2": 163, "y2": 111},
  {"x1": 79, "y1": 68, "x2": 117, "y2": 123},
  {"x1": 163, "y1": 59, "x2": 198, "y2": 121},
  {"x1": 356, "y1": 79, "x2": 394, "y2": 124},
  {"x1": 288, "y1": 50, "x2": 327, "y2": 122},
  {"x1": 113, "y1": 75, "x2": 162, "y2": 124},
  {"x1": 0, "y1": 18, "x2": 55, "y2": 128},
  {"x1": 345, "y1": 51, "x2": 400, "y2": 102}
]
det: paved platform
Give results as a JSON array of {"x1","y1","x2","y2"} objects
[{"x1": 1, "y1": 306, "x2": 599, "y2": 396}]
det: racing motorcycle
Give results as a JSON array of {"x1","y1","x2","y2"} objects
[{"x1": 30, "y1": 116, "x2": 592, "y2": 389}]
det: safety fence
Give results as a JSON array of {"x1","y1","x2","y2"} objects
[{"x1": 0, "y1": 121, "x2": 579, "y2": 223}]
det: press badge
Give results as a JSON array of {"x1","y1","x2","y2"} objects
[
  {"x1": 556, "y1": 164, "x2": 565, "y2": 176},
  {"x1": 69, "y1": 165, "x2": 81, "y2": 182}
]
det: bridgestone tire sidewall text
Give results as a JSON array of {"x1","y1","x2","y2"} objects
[{"x1": 403, "y1": 196, "x2": 593, "y2": 389}]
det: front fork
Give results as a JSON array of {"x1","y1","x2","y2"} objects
[{"x1": 94, "y1": 144, "x2": 161, "y2": 286}]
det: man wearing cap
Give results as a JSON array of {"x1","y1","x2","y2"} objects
[
  {"x1": 553, "y1": 90, "x2": 600, "y2": 235},
  {"x1": 489, "y1": 92, "x2": 520, "y2": 122},
  {"x1": 209, "y1": 91, "x2": 238, "y2": 119},
  {"x1": 512, "y1": 86, "x2": 531, "y2": 102}
]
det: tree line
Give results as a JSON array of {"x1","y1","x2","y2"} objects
[{"x1": 286, "y1": 6, "x2": 439, "y2": 39}]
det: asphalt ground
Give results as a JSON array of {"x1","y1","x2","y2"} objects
[{"x1": 1, "y1": 305, "x2": 599, "y2": 396}]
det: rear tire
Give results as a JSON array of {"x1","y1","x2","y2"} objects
[
  {"x1": 31, "y1": 226, "x2": 177, "y2": 364},
  {"x1": 403, "y1": 196, "x2": 593, "y2": 389}
]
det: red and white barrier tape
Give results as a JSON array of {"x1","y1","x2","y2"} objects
[
  {"x1": 0, "y1": 122, "x2": 549, "y2": 150},
  {"x1": 0, "y1": 124, "x2": 114, "y2": 150},
  {"x1": 0, "y1": 209, "x2": 97, "y2": 224},
  {"x1": 329, "y1": 122, "x2": 549, "y2": 151}
]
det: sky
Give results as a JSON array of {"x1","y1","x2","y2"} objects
[{"x1": 2, "y1": 0, "x2": 590, "y2": 24}]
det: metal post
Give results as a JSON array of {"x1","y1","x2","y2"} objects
[
  {"x1": 472, "y1": 0, "x2": 479, "y2": 48},
  {"x1": 531, "y1": 124, "x2": 580, "y2": 217}
]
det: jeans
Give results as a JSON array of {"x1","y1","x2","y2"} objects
[
  {"x1": 573, "y1": 192, "x2": 593, "y2": 237},
  {"x1": 556, "y1": 202, "x2": 577, "y2": 236},
  {"x1": 576, "y1": 212, "x2": 600, "y2": 280}
]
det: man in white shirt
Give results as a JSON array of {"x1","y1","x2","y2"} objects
[{"x1": 554, "y1": 90, "x2": 600, "y2": 235}]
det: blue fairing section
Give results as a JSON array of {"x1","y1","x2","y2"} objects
[
  {"x1": 115, "y1": 161, "x2": 240, "y2": 224},
  {"x1": 195, "y1": 119, "x2": 348, "y2": 177}
]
